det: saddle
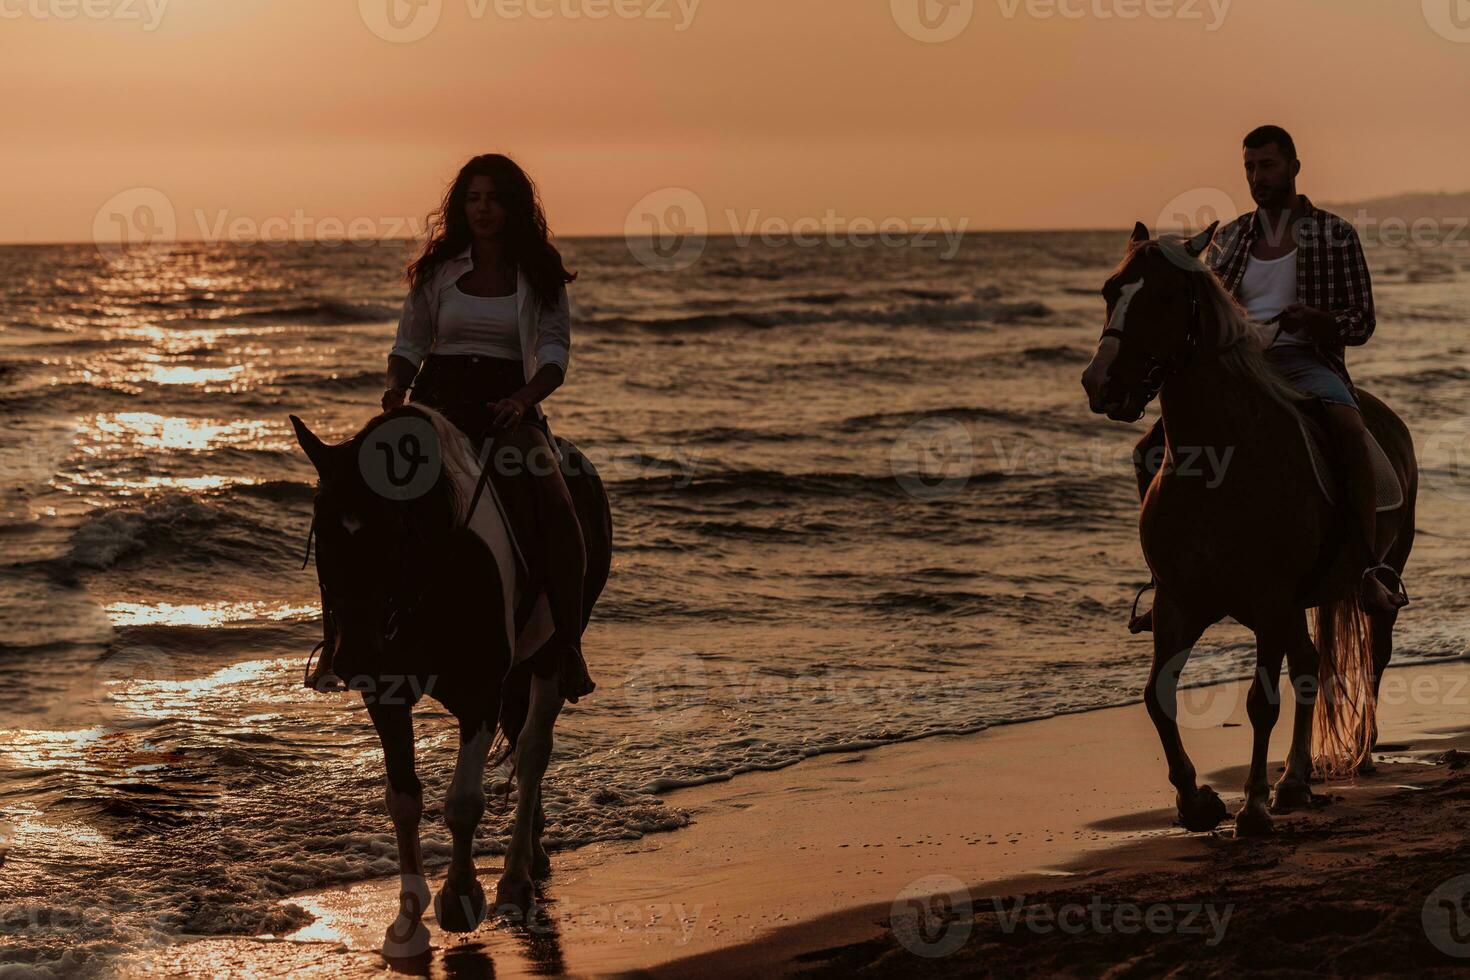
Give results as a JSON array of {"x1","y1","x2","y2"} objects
[{"x1": 1294, "y1": 397, "x2": 1404, "y2": 513}]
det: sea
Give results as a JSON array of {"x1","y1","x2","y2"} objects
[{"x1": 1, "y1": 233, "x2": 1467, "y2": 973}]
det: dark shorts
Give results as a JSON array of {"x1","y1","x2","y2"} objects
[
  {"x1": 408, "y1": 354, "x2": 551, "y2": 445},
  {"x1": 1264, "y1": 345, "x2": 1358, "y2": 409}
]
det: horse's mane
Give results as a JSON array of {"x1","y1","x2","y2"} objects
[
  {"x1": 343, "y1": 404, "x2": 475, "y2": 535},
  {"x1": 395, "y1": 403, "x2": 475, "y2": 525},
  {"x1": 1150, "y1": 236, "x2": 1313, "y2": 426}
]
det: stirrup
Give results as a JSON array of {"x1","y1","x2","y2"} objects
[
  {"x1": 1127, "y1": 579, "x2": 1156, "y2": 634},
  {"x1": 1361, "y1": 563, "x2": 1410, "y2": 608},
  {"x1": 303, "y1": 639, "x2": 345, "y2": 692}
]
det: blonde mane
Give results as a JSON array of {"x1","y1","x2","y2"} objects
[
  {"x1": 398, "y1": 403, "x2": 477, "y2": 523},
  {"x1": 1153, "y1": 236, "x2": 1313, "y2": 425}
]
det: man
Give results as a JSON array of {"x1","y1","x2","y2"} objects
[{"x1": 1129, "y1": 124, "x2": 1407, "y2": 631}]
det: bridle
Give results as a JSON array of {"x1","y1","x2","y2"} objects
[{"x1": 1098, "y1": 271, "x2": 1204, "y2": 412}]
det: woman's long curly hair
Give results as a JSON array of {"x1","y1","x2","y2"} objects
[{"x1": 407, "y1": 154, "x2": 576, "y2": 310}]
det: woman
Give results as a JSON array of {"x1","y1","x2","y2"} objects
[{"x1": 312, "y1": 153, "x2": 592, "y2": 701}]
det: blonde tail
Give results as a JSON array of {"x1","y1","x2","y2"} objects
[{"x1": 1311, "y1": 596, "x2": 1377, "y2": 776}]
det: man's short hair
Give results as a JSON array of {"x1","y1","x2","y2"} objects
[{"x1": 1243, "y1": 125, "x2": 1297, "y2": 162}]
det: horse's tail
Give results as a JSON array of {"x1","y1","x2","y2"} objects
[{"x1": 1311, "y1": 595, "x2": 1377, "y2": 776}]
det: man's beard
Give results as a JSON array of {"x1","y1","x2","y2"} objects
[{"x1": 1253, "y1": 183, "x2": 1292, "y2": 209}]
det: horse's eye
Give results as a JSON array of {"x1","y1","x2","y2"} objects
[{"x1": 341, "y1": 514, "x2": 364, "y2": 535}]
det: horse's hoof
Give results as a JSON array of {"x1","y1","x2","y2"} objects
[
  {"x1": 1176, "y1": 785, "x2": 1228, "y2": 832},
  {"x1": 1271, "y1": 781, "x2": 1312, "y2": 812},
  {"x1": 435, "y1": 876, "x2": 487, "y2": 933},
  {"x1": 495, "y1": 873, "x2": 536, "y2": 919},
  {"x1": 1234, "y1": 804, "x2": 1275, "y2": 838},
  {"x1": 381, "y1": 917, "x2": 431, "y2": 959}
]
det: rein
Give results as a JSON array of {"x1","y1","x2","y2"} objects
[{"x1": 1099, "y1": 274, "x2": 1203, "y2": 409}]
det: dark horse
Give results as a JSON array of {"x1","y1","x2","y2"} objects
[
  {"x1": 290, "y1": 403, "x2": 611, "y2": 956},
  {"x1": 1081, "y1": 223, "x2": 1416, "y2": 836}
]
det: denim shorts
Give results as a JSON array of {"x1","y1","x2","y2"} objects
[{"x1": 1264, "y1": 345, "x2": 1357, "y2": 409}]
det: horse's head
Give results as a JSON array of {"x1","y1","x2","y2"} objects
[
  {"x1": 1081, "y1": 221, "x2": 1218, "y2": 422},
  {"x1": 290, "y1": 409, "x2": 463, "y2": 678}
]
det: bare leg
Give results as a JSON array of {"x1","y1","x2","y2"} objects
[
  {"x1": 1274, "y1": 615, "x2": 1317, "y2": 810},
  {"x1": 1237, "y1": 620, "x2": 1289, "y2": 836},
  {"x1": 494, "y1": 425, "x2": 593, "y2": 701},
  {"x1": 1326, "y1": 405, "x2": 1403, "y2": 614},
  {"x1": 1143, "y1": 593, "x2": 1224, "y2": 831},
  {"x1": 368, "y1": 703, "x2": 430, "y2": 958},
  {"x1": 436, "y1": 719, "x2": 493, "y2": 932},
  {"x1": 497, "y1": 672, "x2": 562, "y2": 913}
]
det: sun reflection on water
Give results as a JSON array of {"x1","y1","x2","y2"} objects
[{"x1": 105, "y1": 601, "x2": 317, "y2": 628}]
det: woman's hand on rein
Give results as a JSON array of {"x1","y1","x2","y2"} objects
[
  {"x1": 382, "y1": 387, "x2": 408, "y2": 412},
  {"x1": 489, "y1": 395, "x2": 532, "y2": 431}
]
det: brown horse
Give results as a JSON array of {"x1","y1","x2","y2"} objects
[
  {"x1": 291, "y1": 404, "x2": 611, "y2": 956},
  {"x1": 1081, "y1": 223, "x2": 1417, "y2": 836}
]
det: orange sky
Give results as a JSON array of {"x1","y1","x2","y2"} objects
[{"x1": 4, "y1": 0, "x2": 1468, "y2": 242}]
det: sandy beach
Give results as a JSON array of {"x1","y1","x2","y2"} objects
[{"x1": 111, "y1": 657, "x2": 1470, "y2": 977}]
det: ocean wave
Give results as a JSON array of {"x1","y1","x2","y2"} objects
[
  {"x1": 610, "y1": 467, "x2": 922, "y2": 501},
  {"x1": 579, "y1": 297, "x2": 1051, "y2": 334},
  {"x1": 216, "y1": 299, "x2": 398, "y2": 326},
  {"x1": 52, "y1": 490, "x2": 308, "y2": 573}
]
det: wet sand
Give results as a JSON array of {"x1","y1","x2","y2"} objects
[{"x1": 123, "y1": 658, "x2": 1470, "y2": 977}]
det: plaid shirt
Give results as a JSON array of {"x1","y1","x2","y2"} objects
[{"x1": 1209, "y1": 194, "x2": 1376, "y2": 386}]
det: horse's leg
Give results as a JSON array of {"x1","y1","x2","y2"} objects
[
  {"x1": 1237, "y1": 618, "x2": 1290, "y2": 836},
  {"x1": 533, "y1": 798, "x2": 550, "y2": 878},
  {"x1": 1273, "y1": 613, "x2": 1317, "y2": 810},
  {"x1": 435, "y1": 717, "x2": 493, "y2": 932},
  {"x1": 497, "y1": 671, "x2": 562, "y2": 913},
  {"x1": 367, "y1": 701, "x2": 431, "y2": 958},
  {"x1": 1143, "y1": 592, "x2": 1224, "y2": 831}
]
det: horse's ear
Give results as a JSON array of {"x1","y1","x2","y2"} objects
[
  {"x1": 1185, "y1": 221, "x2": 1219, "y2": 258},
  {"x1": 289, "y1": 414, "x2": 332, "y2": 474},
  {"x1": 1130, "y1": 221, "x2": 1150, "y2": 246}
]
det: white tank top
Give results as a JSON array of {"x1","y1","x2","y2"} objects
[
  {"x1": 1238, "y1": 249, "x2": 1309, "y2": 347},
  {"x1": 433, "y1": 285, "x2": 522, "y2": 360}
]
